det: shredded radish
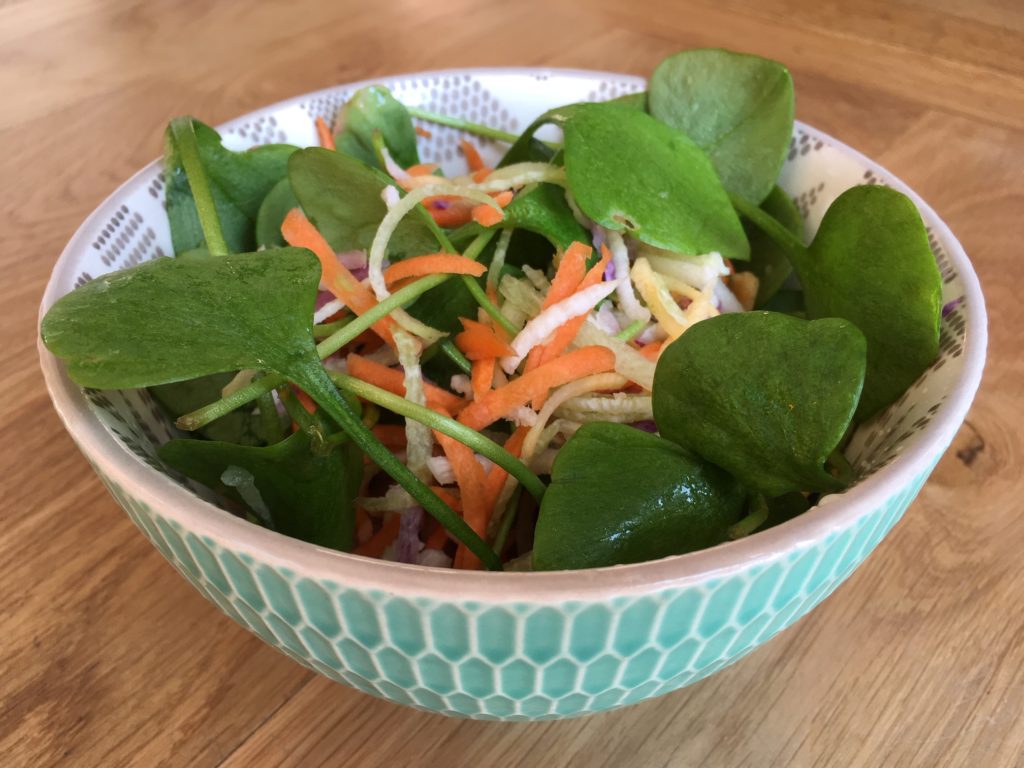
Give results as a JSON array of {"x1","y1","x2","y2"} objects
[
  {"x1": 500, "y1": 280, "x2": 620, "y2": 373},
  {"x1": 488, "y1": 228, "x2": 513, "y2": 289},
  {"x1": 360, "y1": 345, "x2": 400, "y2": 366},
  {"x1": 641, "y1": 247, "x2": 729, "y2": 291},
  {"x1": 358, "y1": 485, "x2": 416, "y2": 513},
  {"x1": 632, "y1": 257, "x2": 693, "y2": 339},
  {"x1": 508, "y1": 405, "x2": 539, "y2": 427},
  {"x1": 470, "y1": 163, "x2": 566, "y2": 192},
  {"x1": 564, "y1": 190, "x2": 592, "y2": 228},
  {"x1": 380, "y1": 185, "x2": 401, "y2": 209},
  {"x1": 449, "y1": 374, "x2": 473, "y2": 398},
  {"x1": 313, "y1": 298, "x2": 345, "y2": 324},
  {"x1": 606, "y1": 230, "x2": 651, "y2": 323},
  {"x1": 522, "y1": 265, "x2": 551, "y2": 293},
  {"x1": 593, "y1": 301, "x2": 621, "y2": 336},
  {"x1": 573, "y1": 316, "x2": 656, "y2": 391},
  {"x1": 636, "y1": 323, "x2": 667, "y2": 346},
  {"x1": 499, "y1": 274, "x2": 543, "y2": 316},
  {"x1": 395, "y1": 331, "x2": 433, "y2": 483},
  {"x1": 556, "y1": 392, "x2": 654, "y2": 423},
  {"x1": 714, "y1": 281, "x2": 744, "y2": 313},
  {"x1": 379, "y1": 145, "x2": 410, "y2": 183},
  {"x1": 417, "y1": 548, "x2": 453, "y2": 568},
  {"x1": 427, "y1": 456, "x2": 455, "y2": 485}
]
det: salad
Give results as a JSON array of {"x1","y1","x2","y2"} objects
[{"x1": 41, "y1": 48, "x2": 943, "y2": 572}]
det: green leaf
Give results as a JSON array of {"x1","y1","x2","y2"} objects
[
  {"x1": 160, "y1": 429, "x2": 362, "y2": 550},
  {"x1": 255, "y1": 178, "x2": 299, "y2": 249},
  {"x1": 800, "y1": 185, "x2": 942, "y2": 419},
  {"x1": 451, "y1": 183, "x2": 589, "y2": 250},
  {"x1": 561, "y1": 102, "x2": 749, "y2": 259},
  {"x1": 288, "y1": 147, "x2": 437, "y2": 260},
  {"x1": 41, "y1": 249, "x2": 323, "y2": 389},
  {"x1": 40, "y1": 248, "x2": 502, "y2": 568},
  {"x1": 653, "y1": 311, "x2": 866, "y2": 496},
  {"x1": 649, "y1": 49, "x2": 794, "y2": 204},
  {"x1": 150, "y1": 373, "x2": 266, "y2": 445},
  {"x1": 334, "y1": 85, "x2": 420, "y2": 170},
  {"x1": 164, "y1": 118, "x2": 296, "y2": 254},
  {"x1": 745, "y1": 185, "x2": 803, "y2": 305},
  {"x1": 533, "y1": 423, "x2": 746, "y2": 570}
]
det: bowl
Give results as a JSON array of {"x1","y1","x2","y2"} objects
[{"x1": 37, "y1": 68, "x2": 986, "y2": 721}]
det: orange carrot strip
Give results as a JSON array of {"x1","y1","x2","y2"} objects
[
  {"x1": 371, "y1": 424, "x2": 407, "y2": 449},
  {"x1": 405, "y1": 162, "x2": 440, "y2": 176},
  {"x1": 455, "y1": 318, "x2": 516, "y2": 361},
  {"x1": 315, "y1": 117, "x2": 336, "y2": 151},
  {"x1": 471, "y1": 204, "x2": 504, "y2": 227},
  {"x1": 348, "y1": 354, "x2": 466, "y2": 414},
  {"x1": 481, "y1": 426, "x2": 529, "y2": 521},
  {"x1": 471, "y1": 357, "x2": 494, "y2": 402},
  {"x1": 430, "y1": 486, "x2": 462, "y2": 513},
  {"x1": 294, "y1": 388, "x2": 317, "y2": 414},
  {"x1": 537, "y1": 245, "x2": 613, "y2": 367},
  {"x1": 433, "y1": 426, "x2": 487, "y2": 570},
  {"x1": 424, "y1": 524, "x2": 449, "y2": 550},
  {"x1": 638, "y1": 341, "x2": 664, "y2": 361},
  {"x1": 354, "y1": 514, "x2": 401, "y2": 558},
  {"x1": 545, "y1": 241, "x2": 592, "y2": 309},
  {"x1": 458, "y1": 346, "x2": 616, "y2": 431},
  {"x1": 472, "y1": 168, "x2": 491, "y2": 183},
  {"x1": 460, "y1": 139, "x2": 486, "y2": 172},
  {"x1": 383, "y1": 254, "x2": 486, "y2": 286},
  {"x1": 414, "y1": 125, "x2": 433, "y2": 139},
  {"x1": 281, "y1": 209, "x2": 395, "y2": 346}
]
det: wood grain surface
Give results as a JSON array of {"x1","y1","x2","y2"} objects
[{"x1": 2, "y1": 1, "x2": 1022, "y2": 765}]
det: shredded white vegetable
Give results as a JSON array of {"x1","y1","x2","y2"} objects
[
  {"x1": 555, "y1": 392, "x2": 654, "y2": 423},
  {"x1": 499, "y1": 274, "x2": 543, "y2": 316},
  {"x1": 573, "y1": 318, "x2": 656, "y2": 391},
  {"x1": 358, "y1": 485, "x2": 416, "y2": 513},
  {"x1": 714, "y1": 281, "x2": 744, "y2": 313},
  {"x1": 500, "y1": 280, "x2": 620, "y2": 373},
  {"x1": 641, "y1": 248, "x2": 729, "y2": 290},
  {"x1": 426, "y1": 456, "x2": 455, "y2": 485},
  {"x1": 449, "y1": 374, "x2": 473, "y2": 398},
  {"x1": 313, "y1": 298, "x2": 345, "y2": 324},
  {"x1": 521, "y1": 265, "x2": 551, "y2": 293},
  {"x1": 395, "y1": 331, "x2": 433, "y2": 483},
  {"x1": 606, "y1": 230, "x2": 651, "y2": 323}
]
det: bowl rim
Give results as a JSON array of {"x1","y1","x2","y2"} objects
[{"x1": 37, "y1": 66, "x2": 987, "y2": 602}]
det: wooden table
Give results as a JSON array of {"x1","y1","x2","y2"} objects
[{"x1": 3, "y1": 1, "x2": 1022, "y2": 765}]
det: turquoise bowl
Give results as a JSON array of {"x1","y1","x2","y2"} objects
[{"x1": 38, "y1": 69, "x2": 986, "y2": 720}]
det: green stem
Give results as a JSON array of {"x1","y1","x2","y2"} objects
[
  {"x1": 294, "y1": 363, "x2": 502, "y2": 570},
  {"x1": 329, "y1": 372, "x2": 546, "y2": 503},
  {"x1": 729, "y1": 191, "x2": 808, "y2": 260},
  {"x1": 169, "y1": 117, "x2": 229, "y2": 257},
  {"x1": 492, "y1": 485, "x2": 523, "y2": 556},
  {"x1": 177, "y1": 232, "x2": 498, "y2": 432},
  {"x1": 407, "y1": 106, "x2": 522, "y2": 144},
  {"x1": 313, "y1": 315, "x2": 354, "y2": 339},
  {"x1": 461, "y1": 274, "x2": 518, "y2": 335},
  {"x1": 439, "y1": 338, "x2": 472, "y2": 374},
  {"x1": 256, "y1": 390, "x2": 285, "y2": 444},
  {"x1": 728, "y1": 494, "x2": 770, "y2": 539},
  {"x1": 616, "y1": 318, "x2": 648, "y2": 342},
  {"x1": 278, "y1": 386, "x2": 318, "y2": 434}
]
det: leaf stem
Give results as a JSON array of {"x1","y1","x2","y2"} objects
[
  {"x1": 729, "y1": 191, "x2": 808, "y2": 260},
  {"x1": 178, "y1": 232, "x2": 499, "y2": 432},
  {"x1": 329, "y1": 372, "x2": 546, "y2": 502},
  {"x1": 616, "y1": 318, "x2": 648, "y2": 342},
  {"x1": 492, "y1": 485, "x2": 523, "y2": 556},
  {"x1": 256, "y1": 390, "x2": 285, "y2": 444},
  {"x1": 728, "y1": 494, "x2": 770, "y2": 539},
  {"x1": 439, "y1": 338, "x2": 472, "y2": 374},
  {"x1": 406, "y1": 106, "x2": 522, "y2": 144},
  {"x1": 169, "y1": 117, "x2": 230, "y2": 257},
  {"x1": 295, "y1": 363, "x2": 503, "y2": 570}
]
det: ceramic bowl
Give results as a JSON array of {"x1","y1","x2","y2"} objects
[{"x1": 37, "y1": 68, "x2": 986, "y2": 720}]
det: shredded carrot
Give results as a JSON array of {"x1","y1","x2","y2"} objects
[
  {"x1": 480, "y1": 427, "x2": 529, "y2": 525},
  {"x1": 472, "y1": 204, "x2": 504, "y2": 227},
  {"x1": 371, "y1": 424, "x2": 407, "y2": 449},
  {"x1": 315, "y1": 117, "x2": 336, "y2": 151},
  {"x1": 405, "y1": 162, "x2": 440, "y2": 177},
  {"x1": 430, "y1": 486, "x2": 462, "y2": 512},
  {"x1": 471, "y1": 357, "x2": 494, "y2": 402},
  {"x1": 293, "y1": 387, "x2": 317, "y2": 414},
  {"x1": 460, "y1": 139, "x2": 486, "y2": 172},
  {"x1": 383, "y1": 254, "x2": 486, "y2": 286},
  {"x1": 638, "y1": 341, "x2": 664, "y2": 361},
  {"x1": 281, "y1": 209, "x2": 396, "y2": 346},
  {"x1": 433, "y1": 424, "x2": 487, "y2": 570},
  {"x1": 347, "y1": 354, "x2": 466, "y2": 414},
  {"x1": 425, "y1": 198, "x2": 476, "y2": 228},
  {"x1": 546, "y1": 241, "x2": 592, "y2": 309},
  {"x1": 536, "y1": 245, "x2": 613, "y2": 367},
  {"x1": 424, "y1": 523, "x2": 449, "y2": 550},
  {"x1": 455, "y1": 318, "x2": 515, "y2": 361},
  {"x1": 458, "y1": 346, "x2": 616, "y2": 431},
  {"x1": 354, "y1": 514, "x2": 401, "y2": 557},
  {"x1": 472, "y1": 168, "x2": 491, "y2": 183},
  {"x1": 414, "y1": 125, "x2": 433, "y2": 139}
]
